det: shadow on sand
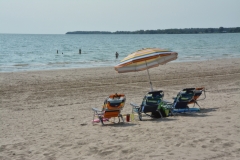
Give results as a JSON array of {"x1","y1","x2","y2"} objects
[{"x1": 172, "y1": 107, "x2": 219, "y2": 117}]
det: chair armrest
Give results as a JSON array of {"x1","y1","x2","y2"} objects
[
  {"x1": 161, "y1": 100, "x2": 173, "y2": 109},
  {"x1": 92, "y1": 107, "x2": 102, "y2": 112},
  {"x1": 162, "y1": 100, "x2": 172, "y2": 105},
  {"x1": 130, "y1": 102, "x2": 140, "y2": 108}
]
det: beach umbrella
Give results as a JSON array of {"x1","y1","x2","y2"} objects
[{"x1": 114, "y1": 48, "x2": 178, "y2": 91}]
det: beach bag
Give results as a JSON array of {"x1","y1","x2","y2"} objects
[{"x1": 157, "y1": 101, "x2": 169, "y2": 117}]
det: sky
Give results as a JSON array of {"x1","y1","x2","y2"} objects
[{"x1": 0, "y1": 0, "x2": 240, "y2": 34}]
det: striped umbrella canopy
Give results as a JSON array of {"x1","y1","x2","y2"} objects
[{"x1": 114, "y1": 48, "x2": 178, "y2": 91}]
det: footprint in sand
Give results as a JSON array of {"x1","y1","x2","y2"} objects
[
  {"x1": 201, "y1": 145, "x2": 207, "y2": 148},
  {"x1": 175, "y1": 143, "x2": 181, "y2": 147}
]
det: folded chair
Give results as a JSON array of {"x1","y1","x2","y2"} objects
[
  {"x1": 130, "y1": 90, "x2": 170, "y2": 121},
  {"x1": 171, "y1": 87, "x2": 206, "y2": 113},
  {"x1": 92, "y1": 93, "x2": 126, "y2": 125}
]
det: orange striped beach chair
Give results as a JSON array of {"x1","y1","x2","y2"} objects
[{"x1": 92, "y1": 93, "x2": 126, "y2": 125}]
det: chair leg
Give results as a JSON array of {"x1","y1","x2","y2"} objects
[
  {"x1": 167, "y1": 107, "x2": 174, "y2": 116},
  {"x1": 92, "y1": 112, "x2": 95, "y2": 125},
  {"x1": 121, "y1": 114, "x2": 124, "y2": 123},
  {"x1": 117, "y1": 114, "x2": 124, "y2": 123},
  {"x1": 195, "y1": 101, "x2": 201, "y2": 108},
  {"x1": 92, "y1": 111, "x2": 100, "y2": 125},
  {"x1": 98, "y1": 115, "x2": 104, "y2": 125},
  {"x1": 157, "y1": 110, "x2": 163, "y2": 118},
  {"x1": 138, "y1": 112, "x2": 142, "y2": 121}
]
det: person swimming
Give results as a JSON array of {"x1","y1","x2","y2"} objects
[{"x1": 115, "y1": 52, "x2": 119, "y2": 58}]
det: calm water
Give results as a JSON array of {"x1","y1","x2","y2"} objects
[{"x1": 0, "y1": 33, "x2": 240, "y2": 72}]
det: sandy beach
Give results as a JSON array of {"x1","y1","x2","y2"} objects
[{"x1": 1, "y1": 58, "x2": 240, "y2": 160}]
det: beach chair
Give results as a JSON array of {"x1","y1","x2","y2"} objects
[
  {"x1": 92, "y1": 93, "x2": 126, "y2": 125},
  {"x1": 170, "y1": 87, "x2": 206, "y2": 113},
  {"x1": 130, "y1": 90, "x2": 170, "y2": 121}
]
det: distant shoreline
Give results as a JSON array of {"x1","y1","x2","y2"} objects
[
  {"x1": 66, "y1": 27, "x2": 240, "y2": 34},
  {"x1": 1, "y1": 58, "x2": 239, "y2": 73}
]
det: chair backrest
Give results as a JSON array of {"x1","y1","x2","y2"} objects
[
  {"x1": 145, "y1": 97, "x2": 159, "y2": 105},
  {"x1": 103, "y1": 93, "x2": 126, "y2": 111},
  {"x1": 193, "y1": 88, "x2": 203, "y2": 100},
  {"x1": 140, "y1": 96, "x2": 162, "y2": 112},
  {"x1": 179, "y1": 92, "x2": 194, "y2": 102},
  {"x1": 175, "y1": 87, "x2": 205, "y2": 104},
  {"x1": 146, "y1": 90, "x2": 164, "y2": 99},
  {"x1": 141, "y1": 90, "x2": 164, "y2": 106}
]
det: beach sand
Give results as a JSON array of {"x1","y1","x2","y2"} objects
[{"x1": 1, "y1": 58, "x2": 240, "y2": 160}]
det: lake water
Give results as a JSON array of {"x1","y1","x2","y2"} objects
[{"x1": 0, "y1": 33, "x2": 240, "y2": 72}]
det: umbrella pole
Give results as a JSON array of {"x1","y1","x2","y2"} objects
[{"x1": 145, "y1": 62, "x2": 153, "y2": 91}]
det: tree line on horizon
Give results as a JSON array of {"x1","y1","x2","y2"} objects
[{"x1": 66, "y1": 27, "x2": 240, "y2": 34}]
